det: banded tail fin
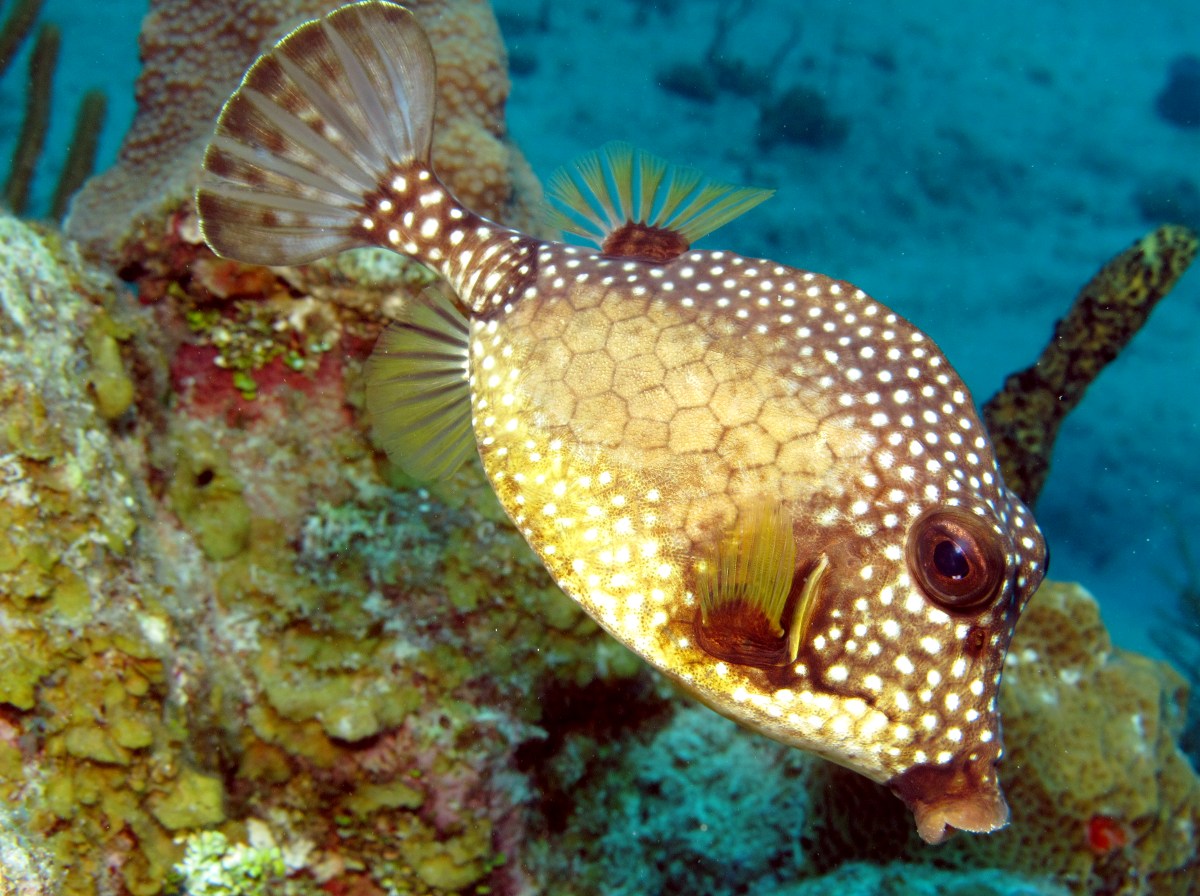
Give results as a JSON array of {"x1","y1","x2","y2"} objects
[{"x1": 196, "y1": 1, "x2": 437, "y2": 265}]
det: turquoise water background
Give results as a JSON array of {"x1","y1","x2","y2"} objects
[{"x1": 3, "y1": 0, "x2": 1198, "y2": 660}]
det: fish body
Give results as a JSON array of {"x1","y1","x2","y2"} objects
[{"x1": 196, "y1": 1, "x2": 1047, "y2": 844}]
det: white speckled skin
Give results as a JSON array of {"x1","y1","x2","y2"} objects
[{"x1": 195, "y1": 1, "x2": 1048, "y2": 844}]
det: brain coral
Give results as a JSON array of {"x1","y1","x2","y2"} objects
[
  {"x1": 934, "y1": 581, "x2": 1200, "y2": 894},
  {"x1": 65, "y1": 0, "x2": 543, "y2": 267}
]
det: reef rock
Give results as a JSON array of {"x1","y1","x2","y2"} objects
[
  {"x1": 0, "y1": 210, "x2": 634, "y2": 896},
  {"x1": 935, "y1": 581, "x2": 1200, "y2": 894}
]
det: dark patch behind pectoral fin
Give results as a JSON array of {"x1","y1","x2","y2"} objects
[{"x1": 694, "y1": 503, "x2": 798, "y2": 667}]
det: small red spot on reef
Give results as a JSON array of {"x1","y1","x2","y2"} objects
[{"x1": 1085, "y1": 814, "x2": 1129, "y2": 855}]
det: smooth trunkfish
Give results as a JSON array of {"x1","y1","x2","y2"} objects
[{"x1": 196, "y1": 0, "x2": 1048, "y2": 844}]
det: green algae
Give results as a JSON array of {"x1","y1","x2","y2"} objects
[
  {"x1": 399, "y1": 821, "x2": 494, "y2": 891},
  {"x1": 63, "y1": 724, "x2": 132, "y2": 765},
  {"x1": 83, "y1": 307, "x2": 135, "y2": 419},
  {"x1": 255, "y1": 629, "x2": 425, "y2": 741},
  {"x1": 0, "y1": 214, "x2": 644, "y2": 895},
  {"x1": 51, "y1": 564, "x2": 92, "y2": 623},
  {"x1": 182, "y1": 283, "x2": 339, "y2": 382},
  {"x1": 172, "y1": 830, "x2": 286, "y2": 896},
  {"x1": 166, "y1": 427, "x2": 251, "y2": 561},
  {"x1": 0, "y1": 631, "x2": 52, "y2": 708},
  {"x1": 345, "y1": 779, "x2": 425, "y2": 816},
  {"x1": 148, "y1": 768, "x2": 226, "y2": 831},
  {"x1": 0, "y1": 217, "x2": 212, "y2": 894}
]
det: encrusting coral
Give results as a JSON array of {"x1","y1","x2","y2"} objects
[
  {"x1": 520, "y1": 581, "x2": 1200, "y2": 895},
  {"x1": 64, "y1": 0, "x2": 542, "y2": 268},
  {"x1": 0, "y1": 214, "x2": 211, "y2": 895},
  {"x1": 933, "y1": 582, "x2": 1200, "y2": 894},
  {"x1": 0, "y1": 208, "x2": 637, "y2": 895}
]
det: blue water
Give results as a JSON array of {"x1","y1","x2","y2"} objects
[{"x1": 4, "y1": 0, "x2": 1197, "y2": 656}]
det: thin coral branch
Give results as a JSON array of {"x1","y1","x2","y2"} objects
[
  {"x1": 50, "y1": 89, "x2": 107, "y2": 221},
  {"x1": 3, "y1": 21, "x2": 56, "y2": 215},
  {"x1": 0, "y1": 0, "x2": 43, "y2": 78}
]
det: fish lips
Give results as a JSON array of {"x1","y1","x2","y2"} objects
[{"x1": 887, "y1": 747, "x2": 1009, "y2": 844}]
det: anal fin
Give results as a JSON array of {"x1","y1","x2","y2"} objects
[{"x1": 365, "y1": 287, "x2": 474, "y2": 481}]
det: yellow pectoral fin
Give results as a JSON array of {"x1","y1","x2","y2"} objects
[{"x1": 694, "y1": 503, "x2": 798, "y2": 667}]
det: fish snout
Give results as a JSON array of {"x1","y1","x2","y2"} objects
[{"x1": 887, "y1": 740, "x2": 1008, "y2": 844}]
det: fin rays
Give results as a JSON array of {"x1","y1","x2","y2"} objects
[
  {"x1": 208, "y1": 134, "x2": 364, "y2": 204},
  {"x1": 694, "y1": 503, "x2": 799, "y2": 667},
  {"x1": 365, "y1": 288, "x2": 475, "y2": 481},
  {"x1": 546, "y1": 141, "x2": 773, "y2": 251},
  {"x1": 196, "y1": 1, "x2": 438, "y2": 265}
]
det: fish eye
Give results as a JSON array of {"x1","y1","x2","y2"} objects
[{"x1": 906, "y1": 509, "x2": 1007, "y2": 612}]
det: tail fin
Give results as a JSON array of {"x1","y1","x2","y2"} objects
[{"x1": 196, "y1": 1, "x2": 436, "y2": 265}]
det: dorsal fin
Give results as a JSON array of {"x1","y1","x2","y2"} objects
[
  {"x1": 545, "y1": 141, "x2": 773, "y2": 261},
  {"x1": 365, "y1": 287, "x2": 474, "y2": 481}
]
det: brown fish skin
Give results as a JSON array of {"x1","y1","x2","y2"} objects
[{"x1": 195, "y1": 1, "x2": 1048, "y2": 844}]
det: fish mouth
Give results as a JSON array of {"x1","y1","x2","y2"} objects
[{"x1": 887, "y1": 752, "x2": 1009, "y2": 844}]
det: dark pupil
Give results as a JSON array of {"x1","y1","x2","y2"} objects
[{"x1": 933, "y1": 538, "x2": 970, "y2": 579}]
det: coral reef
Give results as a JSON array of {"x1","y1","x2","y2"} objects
[
  {"x1": 65, "y1": 0, "x2": 544, "y2": 268},
  {"x1": 933, "y1": 582, "x2": 1200, "y2": 895},
  {"x1": 655, "y1": 0, "x2": 799, "y2": 104},
  {"x1": 4, "y1": 3, "x2": 1197, "y2": 894},
  {"x1": 518, "y1": 580, "x2": 1200, "y2": 895},
  {"x1": 982, "y1": 224, "x2": 1198, "y2": 507},
  {"x1": 758, "y1": 84, "x2": 851, "y2": 150},
  {"x1": 0, "y1": 214, "x2": 198, "y2": 895},
  {"x1": 651, "y1": 2, "x2": 848, "y2": 151},
  {"x1": 0, "y1": 198, "x2": 636, "y2": 894}
]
